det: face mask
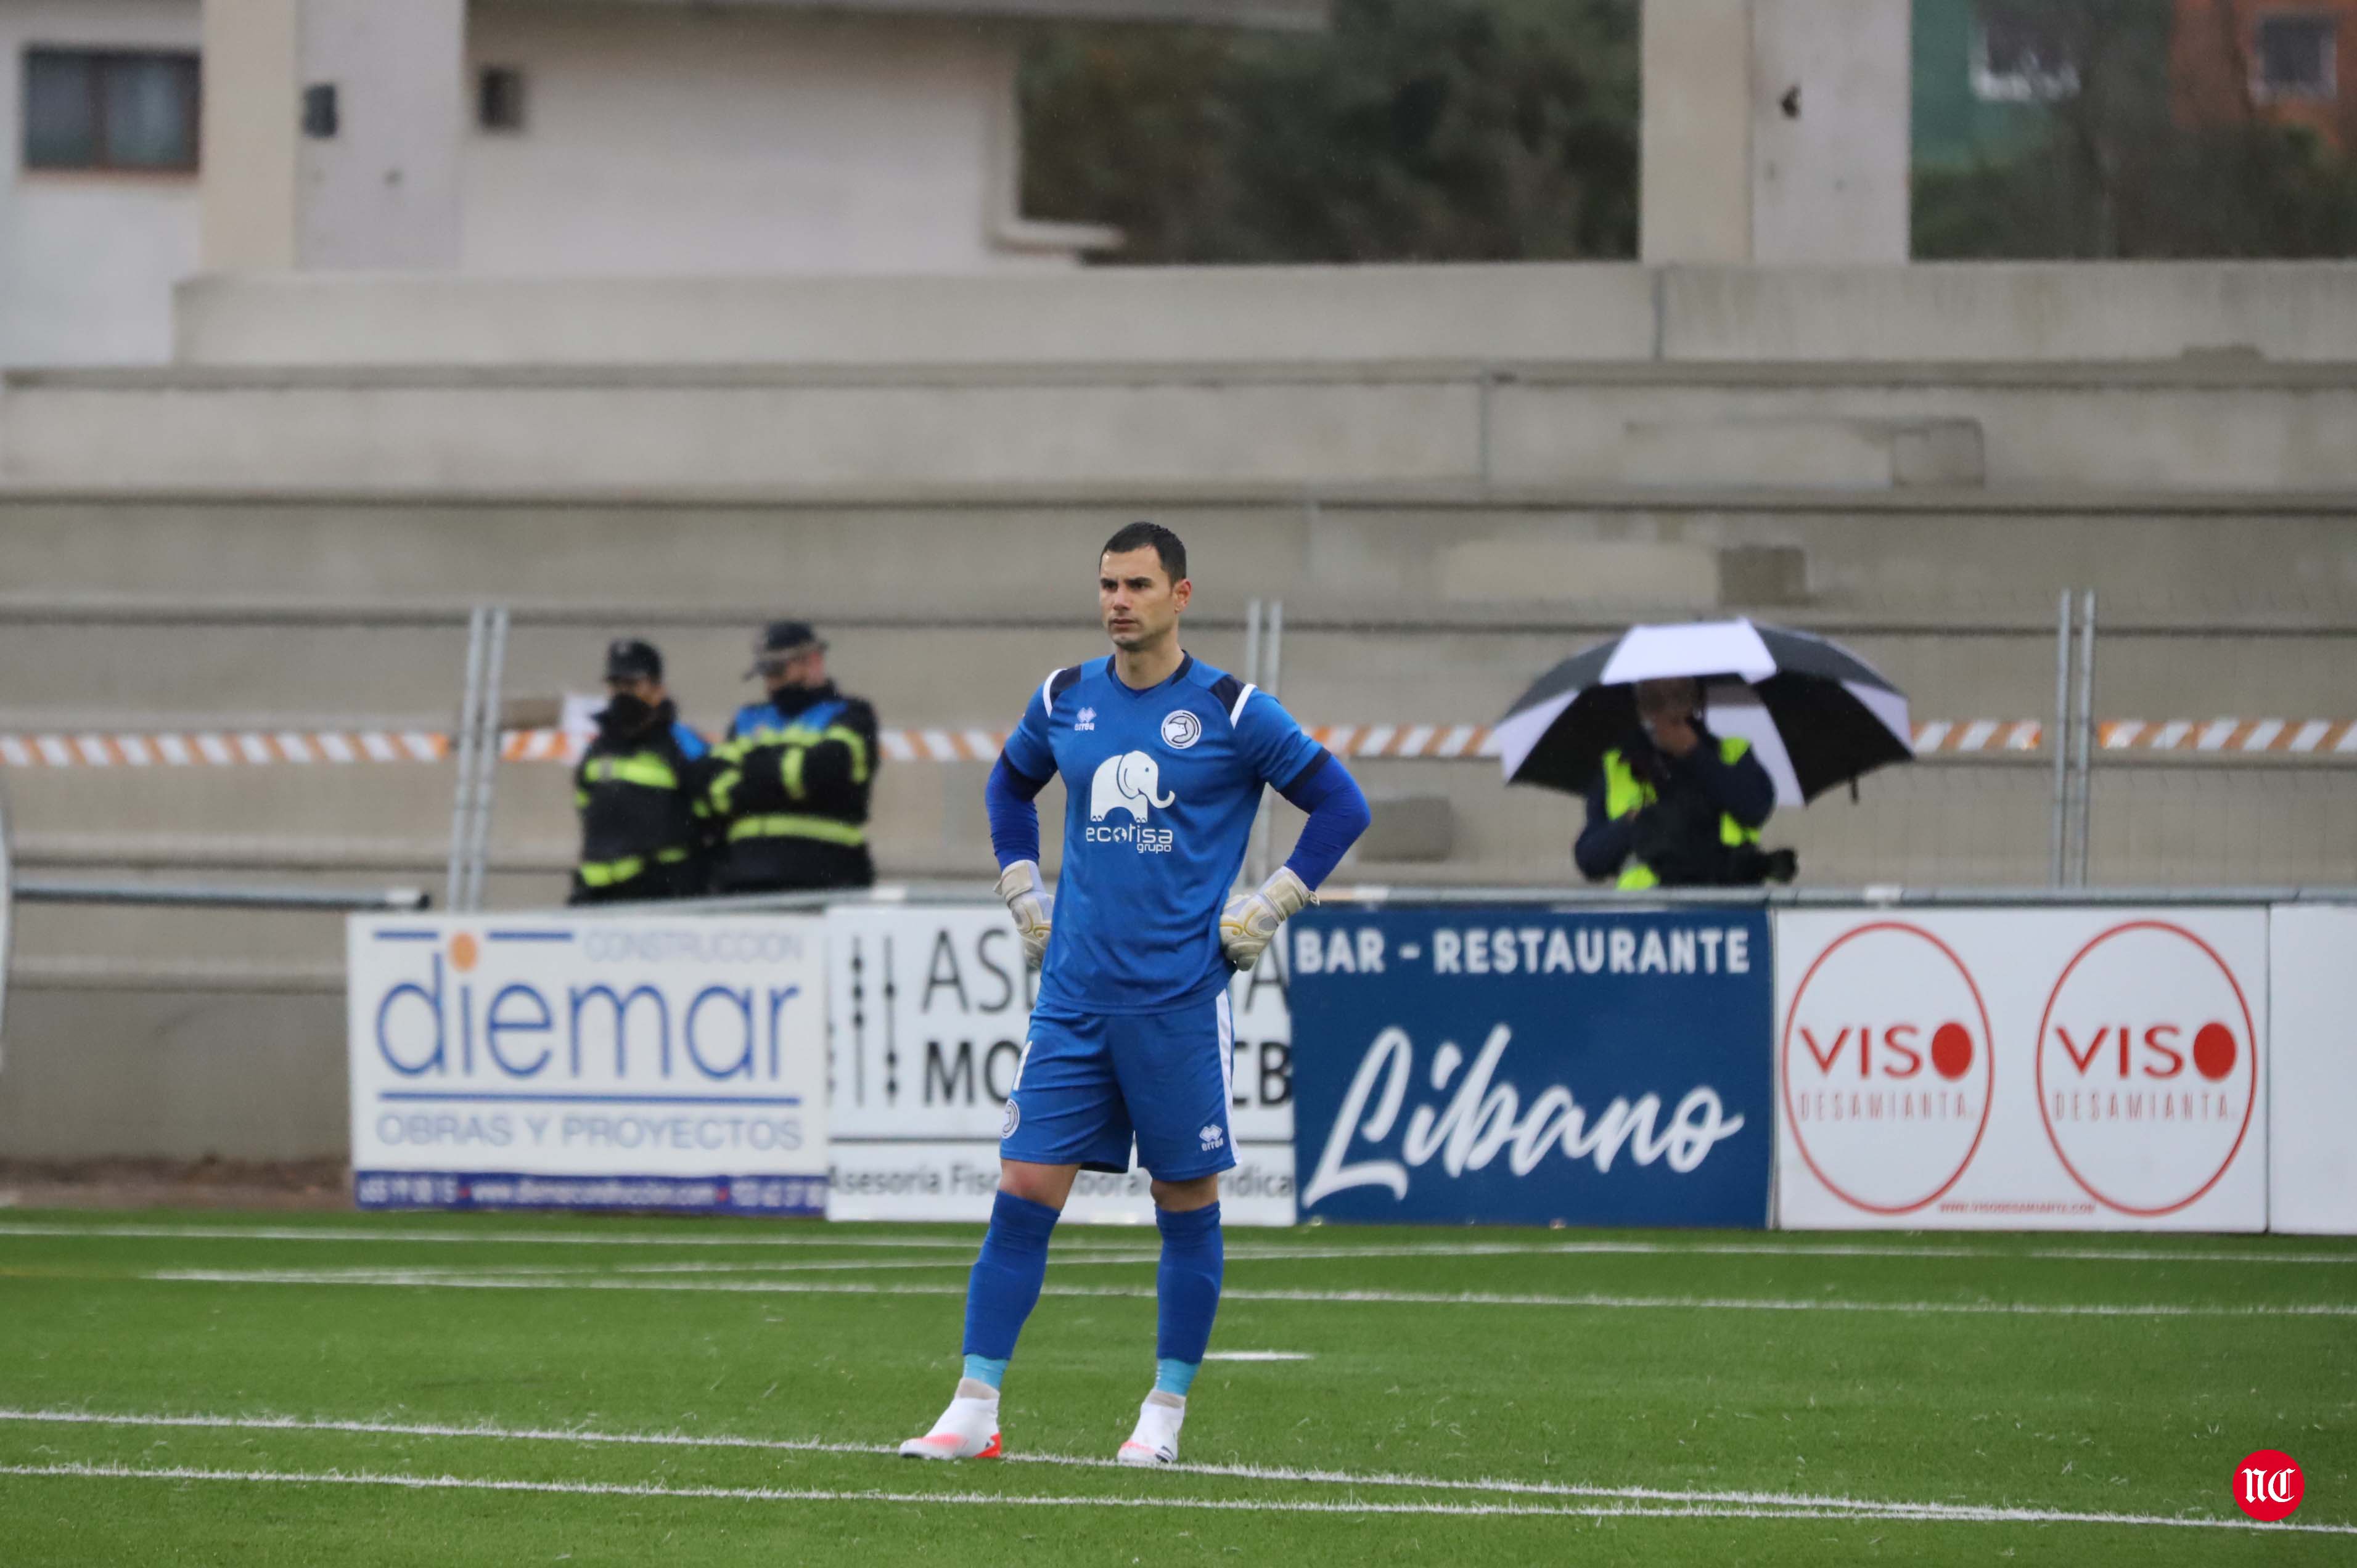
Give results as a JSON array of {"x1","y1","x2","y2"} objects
[{"x1": 603, "y1": 693, "x2": 655, "y2": 732}]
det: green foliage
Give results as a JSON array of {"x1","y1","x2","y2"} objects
[
  {"x1": 1915, "y1": 0, "x2": 2357, "y2": 258},
  {"x1": 1019, "y1": 0, "x2": 1639, "y2": 264}
]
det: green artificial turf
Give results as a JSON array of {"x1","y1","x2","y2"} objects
[{"x1": 0, "y1": 1210, "x2": 2348, "y2": 1565}]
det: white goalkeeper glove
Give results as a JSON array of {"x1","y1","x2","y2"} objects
[
  {"x1": 1220, "y1": 866, "x2": 1311, "y2": 973},
  {"x1": 996, "y1": 859, "x2": 1054, "y2": 969}
]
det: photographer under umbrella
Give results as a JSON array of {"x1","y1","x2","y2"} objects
[{"x1": 1493, "y1": 618, "x2": 1916, "y2": 889}]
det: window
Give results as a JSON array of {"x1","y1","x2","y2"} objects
[
  {"x1": 2255, "y1": 14, "x2": 2337, "y2": 100},
  {"x1": 477, "y1": 66, "x2": 525, "y2": 133},
  {"x1": 301, "y1": 82, "x2": 338, "y2": 138},
  {"x1": 1970, "y1": 4, "x2": 2080, "y2": 103},
  {"x1": 23, "y1": 48, "x2": 199, "y2": 172}
]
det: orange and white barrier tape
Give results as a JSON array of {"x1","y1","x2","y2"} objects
[
  {"x1": 0, "y1": 719, "x2": 2348, "y2": 767},
  {"x1": 0, "y1": 730, "x2": 446, "y2": 767},
  {"x1": 2099, "y1": 719, "x2": 2357, "y2": 753}
]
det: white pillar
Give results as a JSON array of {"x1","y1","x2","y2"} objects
[
  {"x1": 200, "y1": 0, "x2": 464, "y2": 272},
  {"x1": 200, "y1": 0, "x2": 301, "y2": 271},
  {"x1": 1641, "y1": 0, "x2": 1910, "y2": 265},
  {"x1": 1641, "y1": 0, "x2": 1753, "y2": 264},
  {"x1": 1749, "y1": 0, "x2": 1910, "y2": 264}
]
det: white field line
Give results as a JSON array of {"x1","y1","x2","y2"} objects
[
  {"x1": 0, "y1": 1222, "x2": 1102, "y2": 1254},
  {"x1": 141, "y1": 1270, "x2": 2357, "y2": 1318},
  {"x1": 1206, "y1": 1350, "x2": 1312, "y2": 1361},
  {"x1": 0, "y1": 1403, "x2": 2322, "y2": 1529},
  {"x1": 0, "y1": 1458, "x2": 2346, "y2": 1535},
  {"x1": 9, "y1": 1221, "x2": 2357, "y2": 1268}
]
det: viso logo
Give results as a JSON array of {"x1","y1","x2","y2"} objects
[
  {"x1": 2035, "y1": 920, "x2": 2257, "y2": 1216},
  {"x1": 1782, "y1": 923, "x2": 1993, "y2": 1214}
]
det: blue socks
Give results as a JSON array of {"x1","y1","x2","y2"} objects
[
  {"x1": 956, "y1": 1191, "x2": 1224, "y2": 1400},
  {"x1": 961, "y1": 1190, "x2": 1061, "y2": 1369},
  {"x1": 1154, "y1": 1202, "x2": 1224, "y2": 1395}
]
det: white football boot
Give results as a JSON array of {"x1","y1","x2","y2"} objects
[
  {"x1": 1117, "y1": 1393, "x2": 1184, "y2": 1466},
  {"x1": 898, "y1": 1392, "x2": 1002, "y2": 1460}
]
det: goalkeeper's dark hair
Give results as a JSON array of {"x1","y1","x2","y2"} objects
[{"x1": 1101, "y1": 521, "x2": 1187, "y2": 586}]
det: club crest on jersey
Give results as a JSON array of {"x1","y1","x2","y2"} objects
[
  {"x1": 1086, "y1": 751, "x2": 1178, "y2": 853},
  {"x1": 1160, "y1": 709, "x2": 1202, "y2": 750},
  {"x1": 1075, "y1": 707, "x2": 1097, "y2": 732},
  {"x1": 1002, "y1": 1098, "x2": 1020, "y2": 1138}
]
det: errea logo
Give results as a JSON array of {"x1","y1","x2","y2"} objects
[
  {"x1": 1075, "y1": 707, "x2": 1097, "y2": 732},
  {"x1": 1199, "y1": 1124, "x2": 1226, "y2": 1152}
]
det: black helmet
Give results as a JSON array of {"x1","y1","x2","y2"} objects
[
  {"x1": 745, "y1": 619, "x2": 826, "y2": 678},
  {"x1": 604, "y1": 638, "x2": 663, "y2": 682}
]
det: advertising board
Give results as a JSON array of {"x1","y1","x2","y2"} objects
[
  {"x1": 2268, "y1": 904, "x2": 2357, "y2": 1235},
  {"x1": 824, "y1": 905, "x2": 1297, "y2": 1224},
  {"x1": 1287, "y1": 906, "x2": 1774, "y2": 1227},
  {"x1": 346, "y1": 913, "x2": 828, "y2": 1213},
  {"x1": 1775, "y1": 909, "x2": 2268, "y2": 1230}
]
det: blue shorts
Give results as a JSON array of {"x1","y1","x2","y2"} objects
[{"x1": 999, "y1": 992, "x2": 1237, "y2": 1182}]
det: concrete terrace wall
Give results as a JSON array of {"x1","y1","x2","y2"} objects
[
  {"x1": 170, "y1": 263, "x2": 2357, "y2": 366},
  {"x1": 9, "y1": 361, "x2": 2355, "y2": 494}
]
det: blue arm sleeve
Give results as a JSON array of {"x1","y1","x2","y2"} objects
[
  {"x1": 1276, "y1": 751, "x2": 1371, "y2": 892},
  {"x1": 1574, "y1": 772, "x2": 1634, "y2": 881},
  {"x1": 1694, "y1": 740, "x2": 1776, "y2": 830},
  {"x1": 986, "y1": 754, "x2": 1046, "y2": 870}
]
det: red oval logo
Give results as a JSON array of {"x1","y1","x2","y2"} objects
[
  {"x1": 1782, "y1": 923, "x2": 1994, "y2": 1215},
  {"x1": 2233, "y1": 1448, "x2": 2303, "y2": 1522},
  {"x1": 2034, "y1": 921, "x2": 2258, "y2": 1217}
]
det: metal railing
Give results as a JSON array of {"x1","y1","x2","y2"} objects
[
  {"x1": 445, "y1": 605, "x2": 509, "y2": 912},
  {"x1": 0, "y1": 597, "x2": 2350, "y2": 904}
]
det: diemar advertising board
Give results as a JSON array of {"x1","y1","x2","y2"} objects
[
  {"x1": 346, "y1": 913, "x2": 829, "y2": 1214},
  {"x1": 1287, "y1": 906, "x2": 1775, "y2": 1227},
  {"x1": 824, "y1": 904, "x2": 1297, "y2": 1225},
  {"x1": 1774, "y1": 909, "x2": 2268, "y2": 1230}
]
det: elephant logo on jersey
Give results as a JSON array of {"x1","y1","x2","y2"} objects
[{"x1": 1089, "y1": 751, "x2": 1176, "y2": 823}]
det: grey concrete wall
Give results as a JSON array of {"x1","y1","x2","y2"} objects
[
  {"x1": 10, "y1": 362, "x2": 2356, "y2": 493},
  {"x1": 167, "y1": 263, "x2": 2357, "y2": 367},
  {"x1": 0, "y1": 982, "x2": 346, "y2": 1161}
]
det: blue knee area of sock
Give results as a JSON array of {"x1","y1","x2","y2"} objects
[
  {"x1": 962, "y1": 1354, "x2": 1009, "y2": 1390},
  {"x1": 1154, "y1": 1201, "x2": 1224, "y2": 1366},
  {"x1": 1154, "y1": 1357, "x2": 1200, "y2": 1398},
  {"x1": 961, "y1": 1190, "x2": 1061, "y2": 1362}
]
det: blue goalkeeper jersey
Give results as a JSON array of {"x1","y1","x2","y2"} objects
[{"x1": 1001, "y1": 653, "x2": 1323, "y2": 1015}]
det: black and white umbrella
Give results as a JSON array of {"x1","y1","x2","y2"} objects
[{"x1": 1493, "y1": 619, "x2": 1913, "y2": 806}]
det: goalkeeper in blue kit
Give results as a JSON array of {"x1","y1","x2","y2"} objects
[{"x1": 901, "y1": 522, "x2": 1371, "y2": 1465}]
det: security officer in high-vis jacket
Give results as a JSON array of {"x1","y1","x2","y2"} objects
[
  {"x1": 708, "y1": 619, "x2": 879, "y2": 893},
  {"x1": 569, "y1": 639, "x2": 714, "y2": 905},
  {"x1": 1574, "y1": 676, "x2": 1783, "y2": 890}
]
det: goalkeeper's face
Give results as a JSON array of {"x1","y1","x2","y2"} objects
[{"x1": 1099, "y1": 546, "x2": 1191, "y2": 653}]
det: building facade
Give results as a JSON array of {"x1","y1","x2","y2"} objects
[
  {"x1": 1916, "y1": 0, "x2": 2357, "y2": 168},
  {"x1": 1, "y1": 0, "x2": 1319, "y2": 365}
]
